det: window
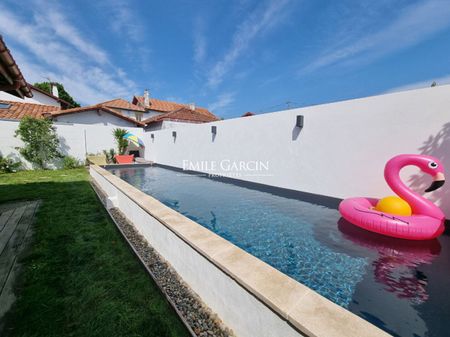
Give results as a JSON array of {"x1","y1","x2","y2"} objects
[{"x1": 0, "y1": 103, "x2": 11, "y2": 109}]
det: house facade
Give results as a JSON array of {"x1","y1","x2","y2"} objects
[
  {"x1": 143, "y1": 105, "x2": 219, "y2": 131},
  {"x1": 50, "y1": 99, "x2": 145, "y2": 127},
  {"x1": 132, "y1": 90, "x2": 219, "y2": 130},
  {"x1": 0, "y1": 85, "x2": 72, "y2": 109}
]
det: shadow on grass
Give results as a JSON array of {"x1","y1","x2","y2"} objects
[{"x1": 0, "y1": 174, "x2": 189, "y2": 337}]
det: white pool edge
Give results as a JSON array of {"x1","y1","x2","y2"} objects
[{"x1": 90, "y1": 165, "x2": 391, "y2": 337}]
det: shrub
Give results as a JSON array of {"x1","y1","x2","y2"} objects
[
  {"x1": 62, "y1": 155, "x2": 83, "y2": 169},
  {"x1": 15, "y1": 116, "x2": 61, "y2": 169},
  {"x1": 103, "y1": 149, "x2": 117, "y2": 164},
  {"x1": 0, "y1": 155, "x2": 22, "y2": 173},
  {"x1": 113, "y1": 128, "x2": 128, "y2": 155}
]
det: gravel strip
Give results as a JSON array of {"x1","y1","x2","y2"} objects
[{"x1": 91, "y1": 181, "x2": 234, "y2": 337}]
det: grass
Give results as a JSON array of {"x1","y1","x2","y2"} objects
[{"x1": 0, "y1": 168, "x2": 189, "y2": 337}]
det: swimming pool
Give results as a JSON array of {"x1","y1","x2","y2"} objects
[{"x1": 109, "y1": 165, "x2": 450, "y2": 337}]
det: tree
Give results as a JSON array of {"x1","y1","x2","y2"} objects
[
  {"x1": 33, "y1": 82, "x2": 80, "y2": 108},
  {"x1": 15, "y1": 116, "x2": 61, "y2": 169},
  {"x1": 113, "y1": 128, "x2": 128, "y2": 155}
]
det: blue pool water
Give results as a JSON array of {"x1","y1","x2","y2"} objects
[{"x1": 109, "y1": 166, "x2": 450, "y2": 337}]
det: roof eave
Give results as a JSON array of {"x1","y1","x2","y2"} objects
[{"x1": 0, "y1": 36, "x2": 32, "y2": 98}]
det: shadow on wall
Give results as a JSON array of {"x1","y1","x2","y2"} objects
[
  {"x1": 409, "y1": 123, "x2": 450, "y2": 216},
  {"x1": 59, "y1": 136, "x2": 71, "y2": 156},
  {"x1": 0, "y1": 150, "x2": 28, "y2": 170},
  {"x1": 291, "y1": 126, "x2": 302, "y2": 140},
  {"x1": 0, "y1": 150, "x2": 22, "y2": 163}
]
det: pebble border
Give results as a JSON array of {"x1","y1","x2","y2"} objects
[{"x1": 91, "y1": 181, "x2": 234, "y2": 337}]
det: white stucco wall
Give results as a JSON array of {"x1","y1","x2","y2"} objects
[
  {"x1": 143, "y1": 85, "x2": 450, "y2": 217},
  {"x1": 146, "y1": 120, "x2": 196, "y2": 131},
  {"x1": 161, "y1": 120, "x2": 197, "y2": 129},
  {"x1": 54, "y1": 110, "x2": 138, "y2": 127},
  {"x1": 0, "y1": 89, "x2": 61, "y2": 107},
  {"x1": 0, "y1": 119, "x2": 145, "y2": 167}
]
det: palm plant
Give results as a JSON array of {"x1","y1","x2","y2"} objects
[
  {"x1": 113, "y1": 128, "x2": 128, "y2": 155},
  {"x1": 103, "y1": 149, "x2": 117, "y2": 163}
]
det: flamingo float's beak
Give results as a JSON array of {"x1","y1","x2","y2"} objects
[{"x1": 425, "y1": 172, "x2": 445, "y2": 192}]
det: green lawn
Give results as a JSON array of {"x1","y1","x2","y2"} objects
[{"x1": 0, "y1": 168, "x2": 189, "y2": 337}]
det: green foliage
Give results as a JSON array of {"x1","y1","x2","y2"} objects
[
  {"x1": 0, "y1": 169, "x2": 189, "y2": 337},
  {"x1": 103, "y1": 148, "x2": 117, "y2": 163},
  {"x1": 0, "y1": 155, "x2": 22, "y2": 173},
  {"x1": 62, "y1": 155, "x2": 83, "y2": 169},
  {"x1": 113, "y1": 128, "x2": 128, "y2": 155},
  {"x1": 14, "y1": 116, "x2": 62, "y2": 169},
  {"x1": 33, "y1": 82, "x2": 80, "y2": 108}
]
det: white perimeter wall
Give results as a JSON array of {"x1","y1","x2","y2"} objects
[
  {"x1": 144, "y1": 85, "x2": 450, "y2": 218},
  {"x1": 0, "y1": 119, "x2": 144, "y2": 167}
]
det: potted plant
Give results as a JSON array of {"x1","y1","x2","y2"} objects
[{"x1": 113, "y1": 128, "x2": 134, "y2": 164}]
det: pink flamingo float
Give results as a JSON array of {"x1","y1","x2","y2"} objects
[{"x1": 339, "y1": 154, "x2": 446, "y2": 240}]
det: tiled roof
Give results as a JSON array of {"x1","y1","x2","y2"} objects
[
  {"x1": 0, "y1": 36, "x2": 32, "y2": 98},
  {"x1": 51, "y1": 103, "x2": 145, "y2": 126},
  {"x1": 0, "y1": 97, "x2": 213, "y2": 127},
  {"x1": 0, "y1": 100, "x2": 59, "y2": 120},
  {"x1": 102, "y1": 98, "x2": 145, "y2": 112},
  {"x1": 133, "y1": 96, "x2": 216, "y2": 118},
  {"x1": 143, "y1": 106, "x2": 219, "y2": 125}
]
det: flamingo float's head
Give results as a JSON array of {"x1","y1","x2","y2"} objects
[
  {"x1": 388, "y1": 154, "x2": 446, "y2": 193},
  {"x1": 414, "y1": 155, "x2": 445, "y2": 192}
]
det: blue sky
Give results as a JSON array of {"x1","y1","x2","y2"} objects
[{"x1": 1, "y1": 0, "x2": 450, "y2": 118}]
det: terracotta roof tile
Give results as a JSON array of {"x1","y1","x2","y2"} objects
[
  {"x1": 0, "y1": 100, "x2": 59, "y2": 120},
  {"x1": 102, "y1": 98, "x2": 145, "y2": 112},
  {"x1": 241, "y1": 112, "x2": 255, "y2": 117},
  {"x1": 132, "y1": 96, "x2": 217, "y2": 118},
  {"x1": 143, "y1": 106, "x2": 219, "y2": 125},
  {"x1": 0, "y1": 36, "x2": 32, "y2": 98}
]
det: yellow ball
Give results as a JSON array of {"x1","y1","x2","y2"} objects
[{"x1": 375, "y1": 196, "x2": 412, "y2": 216}]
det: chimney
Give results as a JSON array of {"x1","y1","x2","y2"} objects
[
  {"x1": 188, "y1": 103, "x2": 196, "y2": 111},
  {"x1": 144, "y1": 89, "x2": 150, "y2": 107},
  {"x1": 51, "y1": 83, "x2": 59, "y2": 97}
]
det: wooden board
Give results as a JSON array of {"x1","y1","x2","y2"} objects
[{"x1": 0, "y1": 201, "x2": 40, "y2": 328}]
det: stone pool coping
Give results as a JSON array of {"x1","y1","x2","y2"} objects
[{"x1": 90, "y1": 164, "x2": 390, "y2": 337}]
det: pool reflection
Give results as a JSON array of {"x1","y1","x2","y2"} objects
[{"x1": 338, "y1": 218, "x2": 440, "y2": 304}]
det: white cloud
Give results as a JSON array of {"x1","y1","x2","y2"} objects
[
  {"x1": 104, "y1": 0, "x2": 144, "y2": 42},
  {"x1": 0, "y1": 3, "x2": 137, "y2": 105},
  {"x1": 301, "y1": 0, "x2": 450, "y2": 73},
  {"x1": 385, "y1": 74, "x2": 450, "y2": 93},
  {"x1": 33, "y1": 1, "x2": 109, "y2": 65},
  {"x1": 207, "y1": 0, "x2": 292, "y2": 88},
  {"x1": 97, "y1": 0, "x2": 151, "y2": 71},
  {"x1": 13, "y1": 51, "x2": 113, "y2": 103},
  {"x1": 193, "y1": 18, "x2": 206, "y2": 64},
  {"x1": 208, "y1": 92, "x2": 235, "y2": 112}
]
